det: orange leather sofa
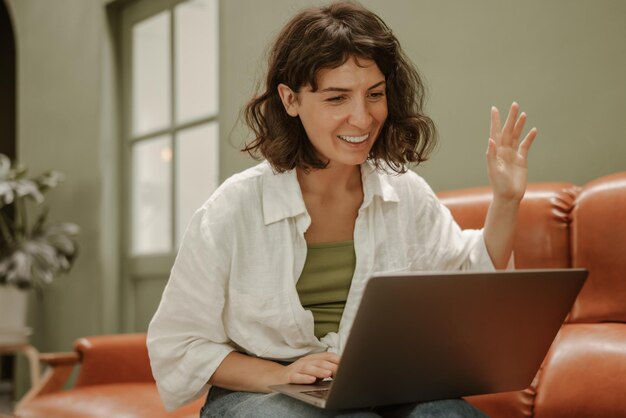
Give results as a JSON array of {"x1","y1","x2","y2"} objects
[
  {"x1": 14, "y1": 334, "x2": 203, "y2": 418},
  {"x1": 440, "y1": 172, "x2": 626, "y2": 418},
  {"x1": 14, "y1": 171, "x2": 626, "y2": 418}
]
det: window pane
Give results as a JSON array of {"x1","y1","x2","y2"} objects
[
  {"x1": 175, "y1": 0, "x2": 218, "y2": 123},
  {"x1": 176, "y1": 122, "x2": 219, "y2": 245},
  {"x1": 132, "y1": 136, "x2": 172, "y2": 255},
  {"x1": 132, "y1": 11, "x2": 170, "y2": 136}
]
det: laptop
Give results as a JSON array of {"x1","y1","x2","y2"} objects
[{"x1": 270, "y1": 268, "x2": 588, "y2": 410}]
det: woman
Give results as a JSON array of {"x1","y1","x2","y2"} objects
[{"x1": 147, "y1": 2, "x2": 537, "y2": 417}]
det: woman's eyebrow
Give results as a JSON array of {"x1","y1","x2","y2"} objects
[
  {"x1": 317, "y1": 80, "x2": 386, "y2": 93},
  {"x1": 367, "y1": 80, "x2": 386, "y2": 90}
]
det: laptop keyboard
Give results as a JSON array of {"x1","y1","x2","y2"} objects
[
  {"x1": 302, "y1": 388, "x2": 330, "y2": 399},
  {"x1": 301, "y1": 379, "x2": 332, "y2": 399}
]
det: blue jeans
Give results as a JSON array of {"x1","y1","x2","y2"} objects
[{"x1": 200, "y1": 386, "x2": 489, "y2": 418}]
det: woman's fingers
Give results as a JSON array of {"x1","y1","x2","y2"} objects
[
  {"x1": 290, "y1": 373, "x2": 317, "y2": 384},
  {"x1": 490, "y1": 106, "x2": 501, "y2": 142},
  {"x1": 491, "y1": 102, "x2": 533, "y2": 152},
  {"x1": 307, "y1": 352, "x2": 340, "y2": 362},
  {"x1": 519, "y1": 127, "x2": 538, "y2": 159},
  {"x1": 287, "y1": 366, "x2": 331, "y2": 384},
  {"x1": 486, "y1": 137, "x2": 497, "y2": 160},
  {"x1": 285, "y1": 352, "x2": 341, "y2": 384},
  {"x1": 318, "y1": 360, "x2": 339, "y2": 375},
  {"x1": 301, "y1": 359, "x2": 338, "y2": 376},
  {"x1": 501, "y1": 102, "x2": 519, "y2": 146},
  {"x1": 511, "y1": 112, "x2": 527, "y2": 148},
  {"x1": 302, "y1": 364, "x2": 333, "y2": 378}
]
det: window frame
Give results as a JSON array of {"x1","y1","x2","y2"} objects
[{"x1": 119, "y1": 0, "x2": 220, "y2": 330}]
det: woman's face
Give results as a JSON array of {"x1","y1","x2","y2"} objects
[{"x1": 278, "y1": 57, "x2": 388, "y2": 169}]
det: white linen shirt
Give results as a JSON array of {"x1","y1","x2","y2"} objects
[{"x1": 147, "y1": 161, "x2": 495, "y2": 411}]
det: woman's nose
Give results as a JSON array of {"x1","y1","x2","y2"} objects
[{"x1": 347, "y1": 100, "x2": 373, "y2": 129}]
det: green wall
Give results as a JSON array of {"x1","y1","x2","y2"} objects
[
  {"x1": 4, "y1": 0, "x2": 626, "y2": 393},
  {"x1": 221, "y1": 0, "x2": 626, "y2": 191},
  {"x1": 7, "y1": 0, "x2": 110, "y2": 349}
]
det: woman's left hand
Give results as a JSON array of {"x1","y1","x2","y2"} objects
[{"x1": 487, "y1": 102, "x2": 537, "y2": 202}]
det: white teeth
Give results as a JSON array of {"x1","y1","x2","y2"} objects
[{"x1": 338, "y1": 134, "x2": 369, "y2": 143}]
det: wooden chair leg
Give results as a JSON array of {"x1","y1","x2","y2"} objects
[
  {"x1": 14, "y1": 352, "x2": 78, "y2": 412},
  {"x1": 21, "y1": 345, "x2": 40, "y2": 388}
]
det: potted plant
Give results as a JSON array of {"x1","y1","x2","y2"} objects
[{"x1": 0, "y1": 153, "x2": 79, "y2": 344}]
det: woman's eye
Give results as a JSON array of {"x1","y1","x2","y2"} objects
[
  {"x1": 326, "y1": 96, "x2": 346, "y2": 103},
  {"x1": 369, "y1": 91, "x2": 385, "y2": 99}
]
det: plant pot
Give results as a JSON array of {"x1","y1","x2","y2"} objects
[{"x1": 0, "y1": 286, "x2": 31, "y2": 345}]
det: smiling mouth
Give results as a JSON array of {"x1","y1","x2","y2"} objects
[{"x1": 337, "y1": 133, "x2": 369, "y2": 144}]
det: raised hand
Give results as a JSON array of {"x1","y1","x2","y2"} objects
[{"x1": 487, "y1": 102, "x2": 537, "y2": 202}]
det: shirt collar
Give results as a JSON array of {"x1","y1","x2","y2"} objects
[
  {"x1": 262, "y1": 162, "x2": 308, "y2": 225},
  {"x1": 262, "y1": 160, "x2": 400, "y2": 226},
  {"x1": 360, "y1": 162, "x2": 400, "y2": 208}
]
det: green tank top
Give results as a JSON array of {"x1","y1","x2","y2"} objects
[{"x1": 296, "y1": 240, "x2": 356, "y2": 339}]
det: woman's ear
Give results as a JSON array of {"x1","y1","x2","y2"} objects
[{"x1": 277, "y1": 83, "x2": 299, "y2": 117}]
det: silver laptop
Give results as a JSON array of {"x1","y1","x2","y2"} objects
[{"x1": 270, "y1": 268, "x2": 588, "y2": 410}]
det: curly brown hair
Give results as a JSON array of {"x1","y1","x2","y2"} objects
[{"x1": 243, "y1": 1, "x2": 437, "y2": 174}]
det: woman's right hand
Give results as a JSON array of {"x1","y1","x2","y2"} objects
[
  {"x1": 209, "y1": 351, "x2": 341, "y2": 393},
  {"x1": 278, "y1": 352, "x2": 341, "y2": 385}
]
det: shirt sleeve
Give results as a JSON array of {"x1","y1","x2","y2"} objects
[
  {"x1": 409, "y1": 176, "x2": 496, "y2": 272},
  {"x1": 147, "y1": 199, "x2": 236, "y2": 411}
]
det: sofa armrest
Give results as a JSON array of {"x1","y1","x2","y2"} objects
[
  {"x1": 15, "y1": 351, "x2": 80, "y2": 410},
  {"x1": 73, "y1": 333, "x2": 155, "y2": 387},
  {"x1": 534, "y1": 323, "x2": 626, "y2": 418},
  {"x1": 39, "y1": 351, "x2": 80, "y2": 366}
]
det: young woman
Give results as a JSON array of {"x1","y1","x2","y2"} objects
[{"x1": 147, "y1": 2, "x2": 537, "y2": 417}]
